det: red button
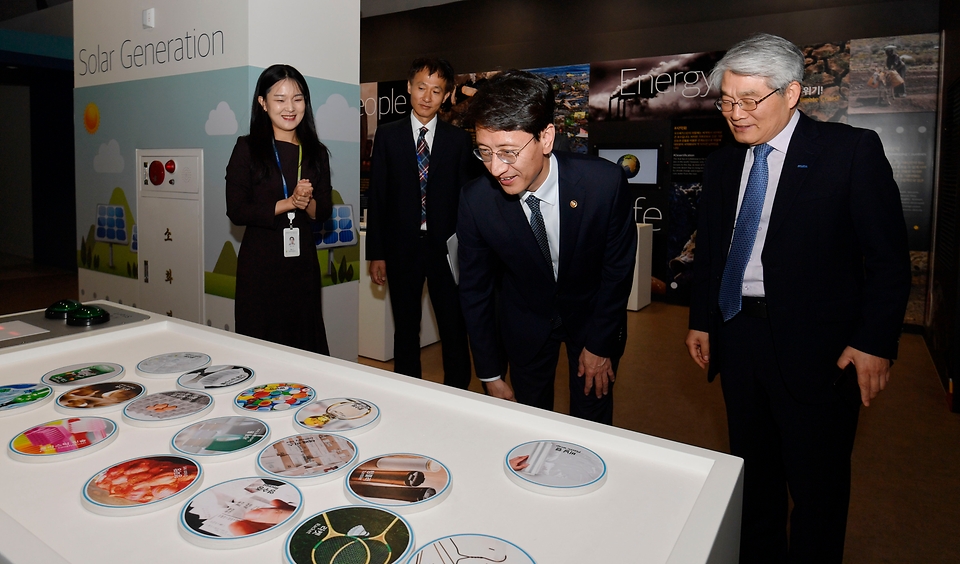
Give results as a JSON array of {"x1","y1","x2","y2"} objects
[
  {"x1": 148, "y1": 161, "x2": 165, "y2": 185},
  {"x1": 165, "y1": 160, "x2": 176, "y2": 173}
]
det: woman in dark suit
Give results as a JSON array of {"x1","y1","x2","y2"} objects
[{"x1": 226, "y1": 64, "x2": 332, "y2": 354}]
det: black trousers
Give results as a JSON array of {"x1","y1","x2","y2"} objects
[
  {"x1": 719, "y1": 313, "x2": 861, "y2": 564},
  {"x1": 387, "y1": 237, "x2": 471, "y2": 389},
  {"x1": 509, "y1": 324, "x2": 616, "y2": 425}
]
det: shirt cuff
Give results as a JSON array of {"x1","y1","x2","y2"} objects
[{"x1": 478, "y1": 375, "x2": 502, "y2": 383}]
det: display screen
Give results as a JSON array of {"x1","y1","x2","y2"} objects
[{"x1": 597, "y1": 148, "x2": 659, "y2": 185}]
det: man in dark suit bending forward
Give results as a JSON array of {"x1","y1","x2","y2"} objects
[
  {"x1": 366, "y1": 58, "x2": 476, "y2": 388},
  {"x1": 458, "y1": 70, "x2": 637, "y2": 424}
]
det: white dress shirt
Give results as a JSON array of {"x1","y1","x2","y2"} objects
[{"x1": 735, "y1": 110, "x2": 800, "y2": 297}]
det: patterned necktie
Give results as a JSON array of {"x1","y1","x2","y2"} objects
[
  {"x1": 525, "y1": 194, "x2": 553, "y2": 274},
  {"x1": 718, "y1": 143, "x2": 774, "y2": 321},
  {"x1": 416, "y1": 126, "x2": 430, "y2": 226}
]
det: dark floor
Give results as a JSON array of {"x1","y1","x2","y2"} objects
[{"x1": 3, "y1": 253, "x2": 958, "y2": 563}]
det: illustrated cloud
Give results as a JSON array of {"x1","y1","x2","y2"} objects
[
  {"x1": 206, "y1": 101, "x2": 238, "y2": 136},
  {"x1": 93, "y1": 139, "x2": 124, "y2": 174},
  {"x1": 315, "y1": 94, "x2": 359, "y2": 143}
]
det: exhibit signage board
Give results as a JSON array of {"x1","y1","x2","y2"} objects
[{"x1": 0, "y1": 303, "x2": 742, "y2": 564}]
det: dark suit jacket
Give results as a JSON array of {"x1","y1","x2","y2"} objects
[
  {"x1": 365, "y1": 116, "x2": 476, "y2": 261},
  {"x1": 458, "y1": 151, "x2": 638, "y2": 380},
  {"x1": 689, "y1": 112, "x2": 911, "y2": 402}
]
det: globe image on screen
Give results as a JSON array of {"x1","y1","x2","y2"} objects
[{"x1": 617, "y1": 154, "x2": 640, "y2": 178}]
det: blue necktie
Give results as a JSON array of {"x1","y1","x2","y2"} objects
[
  {"x1": 526, "y1": 194, "x2": 553, "y2": 274},
  {"x1": 416, "y1": 126, "x2": 429, "y2": 226},
  {"x1": 719, "y1": 143, "x2": 773, "y2": 321}
]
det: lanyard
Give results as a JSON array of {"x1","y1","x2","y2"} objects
[{"x1": 271, "y1": 140, "x2": 303, "y2": 199}]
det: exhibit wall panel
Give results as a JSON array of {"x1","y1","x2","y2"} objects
[
  {"x1": 74, "y1": 0, "x2": 361, "y2": 360},
  {"x1": 248, "y1": 0, "x2": 359, "y2": 85},
  {"x1": 360, "y1": 0, "x2": 939, "y2": 82},
  {"x1": 73, "y1": 0, "x2": 249, "y2": 88}
]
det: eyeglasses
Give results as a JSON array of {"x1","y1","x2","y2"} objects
[
  {"x1": 473, "y1": 136, "x2": 535, "y2": 164},
  {"x1": 715, "y1": 88, "x2": 780, "y2": 113}
]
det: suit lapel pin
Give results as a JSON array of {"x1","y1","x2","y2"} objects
[
  {"x1": 797, "y1": 164, "x2": 808, "y2": 168},
  {"x1": 570, "y1": 200, "x2": 578, "y2": 208}
]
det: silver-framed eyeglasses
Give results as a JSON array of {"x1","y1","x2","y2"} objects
[
  {"x1": 715, "y1": 88, "x2": 780, "y2": 113},
  {"x1": 473, "y1": 136, "x2": 535, "y2": 164}
]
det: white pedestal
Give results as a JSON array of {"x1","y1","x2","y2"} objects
[
  {"x1": 358, "y1": 231, "x2": 439, "y2": 361},
  {"x1": 628, "y1": 223, "x2": 653, "y2": 311}
]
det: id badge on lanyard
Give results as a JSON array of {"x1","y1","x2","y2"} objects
[
  {"x1": 274, "y1": 141, "x2": 303, "y2": 259},
  {"x1": 284, "y1": 212, "x2": 300, "y2": 258}
]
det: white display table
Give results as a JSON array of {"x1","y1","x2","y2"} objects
[
  {"x1": 358, "y1": 230, "x2": 439, "y2": 361},
  {"x1": 0, "y1": 304, "x2": 742, "y2": 564}
]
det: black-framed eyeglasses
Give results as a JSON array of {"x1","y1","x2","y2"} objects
[
  {"x1": 473, "y1": 136, "x2": 535, "y2": 164},
  {"x1": 714, "y1": 88, "x2": 781, "y2": 113}
]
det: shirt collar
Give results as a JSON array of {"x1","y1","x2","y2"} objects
[
  {"x1": 410, "y1": 112, "x2": 438, "y2": 134},
  {"x1": 765, "y1": 110, "x2": 800, "y2": 155},
  {"x1": 522, "y1": 153, "x2": 559, "y2": 206}
]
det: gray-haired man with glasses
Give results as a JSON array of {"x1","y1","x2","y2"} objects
[
  {"x1": 686, "y1": 33, "x2": 910, "y2": 563},
  {"x1": 456, "y1": 70, "x2": 637, "y2": 424}
]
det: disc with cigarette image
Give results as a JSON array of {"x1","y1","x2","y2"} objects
[
  {"x1": 171, "y1": 416, "x2": 269, "y2": 461},
  {"x1": 40, "y1": 362, "x2": 124, "y2": 387},
  {"x1": 345, "y1": 454, "x2": 450, "y2": 513},
  {"x1": 285, "y1": 505, "x2": 413, "y2": 564},
  {"x1": 0, "y1": 383, "x2": 53, "y2": 417},
  {"x1": 257, "y1": 433, "x2": 358, "y2": 485},
  {"x1": 82, "y1": 455, "x2": 203, "y2": 516},
  {"x1": 54, "y1": 381, "x2": 145, "y2": 414},
  {"x1": 295, "y1": 397, "x2": 380, "y2": 436},
  {"x1": 233, "y1": 382, "x2": 315, "y2": 417},
  {"x1": 504, "y1": 440, "x2": 607, "y2": 496},
  {"x1": 180, "y1": 476, "x2": 303, "y2": 549},
  {"x1": 176, "y1": 365, "x2": 255, "y2": 394},
  {"x1": 409, "y1": 533, "x2": 536, "y2": 564},
  {"x1": 8, "y1": 417, "x2": 118, "y2": 462},
  {"x1": 122, "y1": 390, "x2": 214, "y2": 428},
  {"x1": 137, "y1": 352, "x2": 211, "y2": 377}
]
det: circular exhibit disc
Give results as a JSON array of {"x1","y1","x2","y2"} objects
[
  {"x1": 504, "y1": 440, "x2": 607, "y2": 496},
  {"x1": 40, "y1": 362, "x2": 124, "y2": 387},
  {"x1": 0, "y1": 383, "x2": 54, "y2": 417},
  {"x1": 122, "y1": 390, "x2": 214, "y2": 428},
  {"x1": 285, "y1": 505, "x2": 413, "y2": 564},
  {"x1": 408, "y1": 533, "x2": 536, "y2": 564},
  {"x1": 257, "y1": 433, "x2": 358, "y2": 486},
  {"x1": 137, "y1": 352, "x2": 212, "y2": 377},
  {"x1": 82, "y1": 455, "x2": 203, "y2": 516},
  {"x1": 345, "y1": 454, "x2": 451, "y2": 514},
  {"x1": 233, "y1": 382, "x2": 316, "y2": 417},
  {"x1": 176, "y1": 365, "x2": 255, "y2": 394},
  {"x1": 171, "y1": 416, "x2": 270, "y2": 461},
  {"x1": 54, "y1": 381, "x2": 146, "y2": 414},
  {"x1": 8, "y1": 417, "x2": 118, "y2": 463},
  {"x1": 294, "y1": 397, "x2": 380, "y2": 436},
  {"x1": 179, "y1": 477, "x2": 303, "y2": 549}
]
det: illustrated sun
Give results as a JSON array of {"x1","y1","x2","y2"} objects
[{"x1": 84, "y1": 102, "x2": 100, "y2": 134}]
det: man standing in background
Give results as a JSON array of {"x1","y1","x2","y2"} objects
[{"x1": 366, "y1": 58, "x2": 476, "y2": 388}]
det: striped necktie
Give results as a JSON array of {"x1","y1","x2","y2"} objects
[{"x1": 417, "y1": 126, "x2": 429, "y2": 226}]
